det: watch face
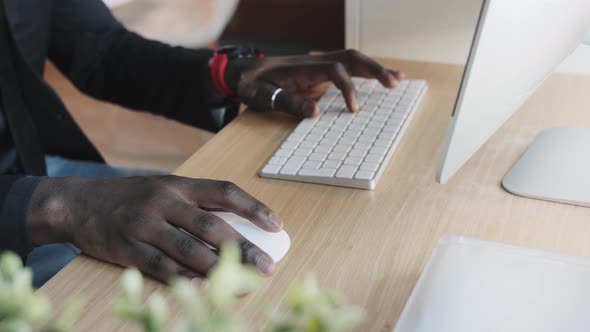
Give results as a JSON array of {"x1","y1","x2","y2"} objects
[
  {"x1": 217, "y1": 45, "x2": 240, "y2": 54},
  {"x1": 217, "y1": 46, "x2": 261, "y2": 59}
]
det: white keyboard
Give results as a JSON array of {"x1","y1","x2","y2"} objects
[{"x1": 259, "y1": 79, "x2": 428, "y2": 189}]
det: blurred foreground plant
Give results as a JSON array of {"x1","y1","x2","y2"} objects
[
  {"x1": 266, "y1": 274, "x2": 364, "y2": 332},
  {"x1": 114, "y1": 242, "x2": 262, "y2": 332},
  {"x1": 0, "y1": 252, "x2": 84, "y2": 332},
  {"x1": 114, "y1": 242, "x2": 364, "y2": 332}
]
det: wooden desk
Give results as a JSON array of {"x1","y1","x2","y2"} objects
[{"x1": 41, "y1": 59, "x2": 590, "y2": 331}]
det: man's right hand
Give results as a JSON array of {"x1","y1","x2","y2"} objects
[{"x1": 25, "y1": 176, "x2": 283, "y2": 282}]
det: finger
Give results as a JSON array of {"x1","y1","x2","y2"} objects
[
  {"x1": 142, "y1": 220, "x2": 219, "y2": 277},
  {"x1": 128, "y1": 240, "x2": 193, "y2": 283},
  {"x1": 176, "y1": 179, "x2": 283, "y2": 232},
  {"x1": 272, "y1": 84, "x2": 320, "y2": 117},
  {"x1": 282, "y1": 62, "x2": 359, "y2": 112},
  {"x1": 321, "y1": 49, "x2": 402, "y2": 88},
  {"x1": 389, "y1": 69, "x2": 405, "y2": 80},
  {"x1": 324, "y1": 62, "x2": 358, "y2": 112},
  {"x1": 252, "y1": 81, "x2": 318, "y2": 117},
  {"x1": 164, "y1": 205, "x2": 275, "y2": 275}
]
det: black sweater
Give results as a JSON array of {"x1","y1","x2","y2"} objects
[{"x1": 0, "y1": 0, "x2": 233, "y2": 257}]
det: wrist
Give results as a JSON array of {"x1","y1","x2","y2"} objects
[
  {"x1": 26, "y1": 177, "x2": 86, "y2": 246},
  {"x1": 224, "y1": 59, "x2": 241, "y2": 93},
  {"x1": 210, "y1": 46, "x2": 264, "y2": 98}
]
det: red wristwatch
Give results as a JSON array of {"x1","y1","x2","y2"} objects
[{"x1": 210, "y1": 46, "x2": 264, "y2": 98}]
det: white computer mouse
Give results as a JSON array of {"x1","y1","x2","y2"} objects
[{"x1": 210, "y1": 211, "x2": 291, "y2": 262}]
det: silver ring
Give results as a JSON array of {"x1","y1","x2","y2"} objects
[{"x1": 270, "y1": 87, "x2": 283, "y2": 111}]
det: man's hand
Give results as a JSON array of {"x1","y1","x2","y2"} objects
[
  {"x1": 25, "y1": 176, "x2": 283, "y2": 283},
  {"x1": 225, "y1": 49, "x2": 404, "y2": 117}
]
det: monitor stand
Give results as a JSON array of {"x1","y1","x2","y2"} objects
[{"x1": 503, "y1": 127, "x2": 590, "y2": 208}]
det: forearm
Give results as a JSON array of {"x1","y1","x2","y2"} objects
[
  {"x1": 69, "y1": 32, "x2": 224, "y2": 125},
  {"x1": 48, "y1": 0, "x2": 230, "y2": 131}
]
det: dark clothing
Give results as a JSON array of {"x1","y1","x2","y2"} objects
[{"x1": 0, "y1": 0, "x2": 233, "y2": 257}]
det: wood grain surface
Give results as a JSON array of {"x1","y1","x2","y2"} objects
[{"x1": 41, "y1": 59, "x2": 590, "y2": 331}]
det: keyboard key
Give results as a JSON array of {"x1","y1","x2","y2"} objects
[
  {"x1": 298, "y1": 168, "x2": 337, "y2": 177},
  {"x1": 354, "y1": 170, "x2": 375, "y2": 180},
  {"x1": 302, "y1": 161, "x2": 322, "y2": 169},
  {"x1": 274, "y1": 149, "x2": 294, "y2": 157},
  {"x1": 314, "y1": 145, "x2": 332, "y2": 154},
  {"x1": 261, "y1": 164, "x2": 281, "y2": 175},
  {"x1": 336, "y1": 165, "x2": 358, "y2": 179},
  {"x1": 299, "y1": 141, "x2": 317, "y2": 149},
  {"x1": 268, "y1": 156, "x2": 288, "y2": 165},
  {"x1": 383, "y1": 124, "x2": 402, "y2": 134},
  {"x1": 342, "y1": 131, "x2": 361, "y2": 140},
  {"x1": 328, "y1": 127, "x2": 345, "y2": 135},
  {"x1": 332, "y1": 100, "x2": 346, "y2": 108},
  {"x1": 281, "y1": 140, "x2": 301, "y2": 149},
  {"x1": 322, "y1": 113, "x2": 339, "y2": 120},
  {"x1": 364, "y1": 99, "x2": 380, "y2": 107},
  {"x1": 363, "y1": 126, "x2": 381, "y2": 136},
  {"x1": 376, "y1": 107, "x2": 393, "y2": 116},
  {"x1": 383, "y1": 96, "x2": 400, "y2": 104},
  {"x1": 373, "y1": 114, "x2": 389, "y2": 122},
  {"x1": 357, "y1": 135, "x2": 377, "y2": 144},
  {"x1": 328, "y1": 152, "x2": 347, "y2": 161},
  {"x1": 370, "y1": 146, "x2": 388, "y2": 155},
  {"x1": 324, "y1": 132, "x2": 342, "y2": 139},
  {"x1": 366, "y1": 122, "x2": 382, "y2": 129},
  {"x1": 293, "y1": 148, "x2": 313, "y2": 157},
  {"x1": 324, "y1": 105, "x2": 343, "y2": 113},
  {"x1": 348, "y1": 149, "x2": 368, "y2": 158},
  {"x1": 333, "y1": 144, "x2": 352, "y2": 153},
  {"x1": 353, "y1": 142, "x2": 372, "y2": 150},
  {"x1": 344, "y1": 156, "x2": 363, "y2": 166},
  {"x1": 365, "y1": 154, "x2": 385, "y2": 163},
  {"x1": 286, "y1": 134, "x2": 305, "y2": 143},
  {"x1": 299, "y1": 117, "x2": 319, "y2": 126},
  {"x1": 317, "y1": 100, "x2": 331, "y2": 109},
  {"x1": 319, "y1": 139, "x2": 338, "y2": 147},
  {"x1": 323, "y1": 160, "x2": 342, "y2": 169},
  {"x1": 294, "y1": 124, "x2": 314, "y2": 135},
  {"x1": 348, "y1": 124, "x2": 365, "y2": 132},
  {"x1": 360, "y1": 162, "x2": 380, "y2": 172},
  {"x1": 339, "y1": 137, "x2": 356, "y2": 146},
  {"x1": 334, "y1": 117, "x2": 351, "y2": 125},
  {"x1": 309, "y1": 153, "x2": 328, "y2": 161},
  {"x1": 373, "y1": 138, "x2": 393, "y2": 148},
  {"x1": 279, "y1": 157, "x2": 306, "y2": 175}
]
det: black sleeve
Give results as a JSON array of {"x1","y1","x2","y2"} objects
[
  {"x1": 47, "y1": 0, "x2": 232, "y2": 132},
  {"x1": 0, "y1": 176, "x2": 40, "y2": 258}
]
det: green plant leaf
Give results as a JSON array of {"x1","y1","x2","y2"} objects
[
  {"x1": 144, "y1": 292, "x2": 168, "y2": 332},
  {"x1": 207, "y1": 242, "x2": 262, "y2": 312},
  {"x1": 0, "y1": 253, "x2": 23, "y2": 282}
]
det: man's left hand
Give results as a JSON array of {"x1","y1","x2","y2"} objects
[{"x1": 224, "y1": 49, "x2": 404, "y2": 117}]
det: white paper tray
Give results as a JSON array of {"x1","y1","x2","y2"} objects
[{"x1": 393, "y1": 236, "x2": 590, "y2": 332}]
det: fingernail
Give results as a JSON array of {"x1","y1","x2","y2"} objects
[
  {"x1": 256, "y1": 255, "x2": 275, "y2": 275},
  {"x1": 302, "y1": 100, "x2": 316, "y2": 116},
  {"x1": 269, "y1": 212, "x2": 284, "y2": 230},
  {"x1": 353, "y1": 100, "x2": 360, "y2": 112},
  {"x1": 192, "y1": 277, "x2": 206, "y2": 288}
]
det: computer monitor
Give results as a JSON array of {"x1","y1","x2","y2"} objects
[{"x1": 436, "y1": 0, "x2": 590, "y2": 184}]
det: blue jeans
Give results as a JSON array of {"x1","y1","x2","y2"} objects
[{"x1": 26, "y1": 155, "x2": 163, "y2": 288}]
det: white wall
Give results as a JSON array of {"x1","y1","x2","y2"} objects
[{"x1": 346, "y1": 0, "x2": 590, "y2": 75}]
